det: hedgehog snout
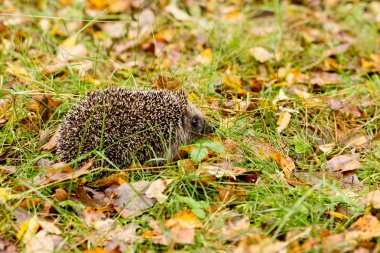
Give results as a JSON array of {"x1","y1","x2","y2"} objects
[{"x1": 204, "y1": 121, "x2": 215, "y2": 134}]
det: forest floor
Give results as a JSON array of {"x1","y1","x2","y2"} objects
[{"x1": 1, "y1": 0, "x2": 380, "y2": 252}]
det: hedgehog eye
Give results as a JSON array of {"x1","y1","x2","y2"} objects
[{"x1": 191, "y1": 118, "x2": 198, "y2": 127}]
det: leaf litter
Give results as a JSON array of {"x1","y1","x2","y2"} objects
[{"x1": 1, "y1": 0, "x2": 380, "y2": 252}]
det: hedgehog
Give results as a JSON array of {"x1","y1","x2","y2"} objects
[{"x1": 56, "y1": 88, "x2": 214, "y2": 168}]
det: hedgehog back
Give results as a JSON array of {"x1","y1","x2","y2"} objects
[{"x1": 57, "y1": 88, "x2": 187, "y2": 167}]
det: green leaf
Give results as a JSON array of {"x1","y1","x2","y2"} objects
[
  {"x1": 58, "y1": 200, "x2": 85, "y2": 209},
  {"x1": 177, "y1": 196, "x2": 201, "y2": 209},
  {"x1": 201, "y1": 141, "x2": 225, "y2": 153},
  {"x1": 191, "y1": 145, "x2": 208, "y2": 163},
  {"x1": 192, "y1": 208, "x2": 206, "y2": 219},
  {"x1": 294, "y1": 137, "x2": 311, "y2": 154}
]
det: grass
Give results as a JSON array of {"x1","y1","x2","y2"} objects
[{"x1": 1, "y1": 0, "x2": 380, "y2": 252}]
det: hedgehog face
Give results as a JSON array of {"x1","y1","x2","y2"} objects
[{"x1": 183, "y1": 103, "x2": 214, "y2": 141}]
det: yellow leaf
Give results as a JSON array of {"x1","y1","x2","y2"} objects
[
  {"x1": 326, "y1": 211, "x2": 349, "y2": 220},
  {"x1": 6, "y1": 62, "x2": 31, "y2": 79},
  {"x1": 17, "y1": 216, "x2": 40, "y2": 241},
  {"x1": 0, "y1": 188, "x2": 12, "y2": 203},
  {"x1": 221, "y1": 73, "x2": 246, "y2": 94},
  {"x1": 165, "y1": 209, "x2": 203, "y2": 229},
  {"x1": 195, "y1": 48, "x2": 213, "y2": 65},
  {"x1": 60, "y1": 35, "x2": 77, "y2": 48},
  {"x1": 276, "y1": 111, "x2": 291, "y2": 134}
]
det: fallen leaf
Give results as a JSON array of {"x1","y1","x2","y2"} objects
[
  {"x1": 105, "y1": 181, "x2": 155, "y2": 216},
  {"x1": 324, "y1": 97, "x2": 362, "y2": 117},
  {"x1": 0, "y1": 239, "x2": 17, "y2": 253},
  {"x1": 0, "y1": 166, "x2": 17, "y2": 174},
  {"x1": 153, "y1": 75, "x2": 181, "y2": 90},
  {"x1": 326, "y1": 211, "x2": 349, "y2": 220},
  {"x1": 98, "y1": 22, "x2": 126, "y2": 38},
  {"x1": 195, "y1": 48, "x2": 213, "y2": 65},
  {"x1": 250, "y1": 47, "x2": 274, "y2": 63},
  {"x1": 145, "y1": 179, "x2": 174, "y2": 203},
  {"x1": 37, "y1": 219, "x2": 61, "y2": 235},
  {"x1": 198, "y1": 162, "x2": 247, "y2": 179},
  {"x1": 342, "y1": 135, "x2": 369, "y2": 148},
  {"x1": 217, "y1": 184, "x2": 248, "y2": 202},
  {"x1": 41, "y1": 131, "x2": 60, "y2": 151},
  {"x1": 5, "y1": 62, "x2": 32, "y2": 80},
  {"x1": 234, "y1": 234, "x2": 287, "y2": 253},
  {"x1": 339, "y1": 171, "x2": 362, "y2": 190},
  {"x1": 324, "y1": 43, "x2": 351, "y2": 58},
  {"x1": 177, "y1": 159, "x2": 197, "y2": 174},
  {"x1": 57, "y1": 36, "x2": 87, "y2": 62},
  {"x1": 25, "y1": 230, "x2": 55, "y2": 253},
  {"x1": 17, "y1": 216, "x2": 39, "y2": 241},
  {"x1": 165, "y1": 209, "x2": 203, "y2": 229},
  {"x1": 155, "y1": 28, "x2": 174, "y2": 42},
  {"x1": 146, "y1": 210, "x2": 201, "y2": 246},
  {"x1": 104, "y1": 224, "x2": 139, "y2": 251},
  {"x1": 246, "y1": 137, "x2": 295, "y2": 179},
  {"x1": 35, "y1": 161, "x2": 92, "y2": 185},
  {"x1": 165, "y1": 5, "x2": 192, "y2": 21},
  {"x1": 210, "y1": 213, "x2": 250, "y2": 241},
  {"x1": 220, "y1": 139, "x2": 245, "y2": 163},
  {"x1": 277, "y1": 111, "x2": 291, "y2": 134},
  {"x1": 108, "y1": 0, "x2": 130, "y2": 13},
  {"x1": 318, "y1": 143, "x2": 335, "y2": 153},
  {"x1": 326, "y1": 155, "x2": 362, "y2": 172},
  {"x1": 310, "y1": 72, "x2": 341, "y2": 86},
  {"x1": 0, "y1": 188, "x2": 15, "y2": 203},
  {"x1": 54, "y1": 188, "x2": 68, "y2": 202},
  {"x1": 364, "y1": 190, "x2": 380, "y2": 209},
  {"x1": 221, "y1": 73, "x2": 247, "y2": 94}
]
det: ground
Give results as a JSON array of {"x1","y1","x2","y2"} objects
[{"x1": 0, "y1": 0, "x2": 380, "y2": 252}]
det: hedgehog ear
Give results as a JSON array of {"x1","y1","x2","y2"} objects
[{"x1": 176, "y1": 90, "x2": 188, "y2": 106}]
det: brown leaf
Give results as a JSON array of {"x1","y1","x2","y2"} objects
[
  {"x1": 98, "y1": 22, "x2": 126, "y2": 38},
  {"x1": 217, "y1": 184, "x2": 248, "y2": 202},
  {"x1": 88, "y1": 172, "x2": 128, "y2": 188},
  {"x1": 105, "y1": 181, "x2": 156, "y2": 216},
  {"x1": 0, "y1": 239, "x2": 17, "y2": 253},
  {"x1": 246, "y1": 137, "x2": 295, "y2": 179},
  {"x1": 324, "y1": 43, "x2": 351, "y2": 58},
  {"x1": 349, "y1": 214, "x2": 380, "y2": 237},
  {"x1": 326, "y1": 155, "x2": 362, "y2": 172},
  {"x1": 324, "y1": 97, "x2": 362, "y2": 117},
  {"x1": 310, "y1": 72, "x2": 341, "y2": 86},
  {"x1": 177, "y1": 159, "x2": 197, "y2": 174},
  {"x1": 234, "y1": 234, "x2": 287, "y2": 253},
  {"x1": 209, "y1": 213, "x2": 250, "y2": 241},
  {"x1": 155, "y1": 29, "x2": 175, "y2": 42},
  {"x1": 153, "y1": 75, "x2": 181, "y2": 90},
  {"x1": 35, "y1": 161, "x2": 92, "y2": 185},
  {"x1": 342, "y1": 135, "x2": 369, "y2": 148},
  {"x1": 41, "y1": 131, "x2": 60, "y2": 151},
  {"x1": 0, "y1": 166, "x2": 17, "y2": 174},
  {"x1": 220, "y1": 139, "x2": 245, "y2": 163},
  {"x1": 54, "y1": 188, "x2": 68, "y2": 202},
  {"x1": 365, "y1": 190, "x2": 380, "y2": 209}
]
